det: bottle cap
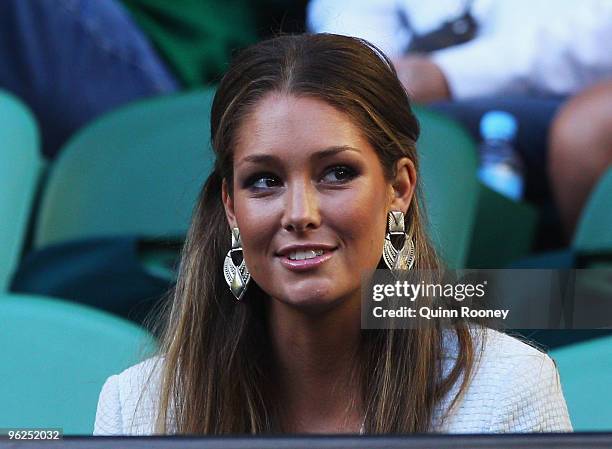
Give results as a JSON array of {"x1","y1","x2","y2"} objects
[{"x1": 480, "y1": 111, "x2": 518, "y2": 140}]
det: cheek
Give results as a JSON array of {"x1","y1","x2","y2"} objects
[
  {"x1": 353, "y1": 212, "x2": 387, "y2": 263},
  {"x1": 325, "y1": 186, "x2": 388, "y2": 259},
  {"x1": 233, "y1": 197, "x2": 280, "y2": 270}
]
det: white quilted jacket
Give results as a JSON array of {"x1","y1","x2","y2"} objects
[{"x1": 93, "y1": 329, "x2": 572, "y2": 435}]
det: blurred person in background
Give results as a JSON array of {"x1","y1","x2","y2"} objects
[
  {"x1": 0, "y1": 0, "x2": 307, "y2": 159},
  {"x1": 308, "y1": 0, "x2": 612, "y2": 239}
]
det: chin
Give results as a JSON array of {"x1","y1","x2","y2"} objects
[{"x1": 275, "y1": 282, "x2": 355, "y2": 314}]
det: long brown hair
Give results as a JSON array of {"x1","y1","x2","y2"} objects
[{"x1": 153, "y1": 33, "x2": 476, "y2": 434}]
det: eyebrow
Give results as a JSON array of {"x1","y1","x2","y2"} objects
[{"x1": 237, "y1": 145, "x2": 361, "y2": 166}]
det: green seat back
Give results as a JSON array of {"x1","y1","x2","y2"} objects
[
  {"x1": 0, "y1": 90, "x2": 42, "y2": 289},
  {"x1": 573, "y1": 166, "x2": 612, "y2": 255},
  {"x1": 551, "y1": 336, "x2": 612, "y2": 430},
  {"x1": 415, "y1": 106, "x2": 479, "y2": 268},
  {"x1": 34, "y1": 88, "x2": 216, "y2": 248},
  {"x1": 465, "y1": 184, "x2": 538, "y2": 268},
  {"x1": 0, "y1": 293, "x2": 156, "y2": 434}
]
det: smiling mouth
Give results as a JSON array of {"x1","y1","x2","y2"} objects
[
  {"x1": 278, "y1": 248, "x2": 337, "y2": 271},
  {"x1": 287, "y1": 249, "x2": 326, "y2": 260}
]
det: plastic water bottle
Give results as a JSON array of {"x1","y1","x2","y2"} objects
[{"x1": 477, "y1": 111, "x2": 524, "y2": 201}]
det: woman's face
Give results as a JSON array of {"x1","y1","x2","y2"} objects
[{"x1": 223, "y1": 93, "x2": 414, "y2": 311}]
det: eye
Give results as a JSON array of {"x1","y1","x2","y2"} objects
[
  {"x1": 320, "y1": 165, "x2": 358, "y2": 184},
  {"x1": 244, "y1": 173, "x2": 282, "y2": 190}
]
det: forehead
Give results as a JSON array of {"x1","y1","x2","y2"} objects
[{"x1": 234, "y1": 93, "x2": 375, "y2": 161}]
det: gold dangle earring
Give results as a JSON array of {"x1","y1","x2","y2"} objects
[
  {"x1": 383, "y1": 211, "x2": 416, "y2": 271},
  {"x1": 223, "y1": 227, "x2": 251, "y2": 300}
]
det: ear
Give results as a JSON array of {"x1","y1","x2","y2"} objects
[
  {"x1": 388, "y1": 157, "x2": 417, "y2": 214},
  {"x1": 221, "y1": 178, "x2": 238, "y2": 229}
]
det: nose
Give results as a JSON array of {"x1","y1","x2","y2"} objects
[{"x1": 281, "y1": 179, "x2": 321, "y2": 232}]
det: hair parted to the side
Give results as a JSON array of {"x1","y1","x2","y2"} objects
[{"x1": 153, "y1": 33, "x2": 478, "y2": 434}]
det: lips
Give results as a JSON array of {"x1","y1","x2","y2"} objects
[
  {"x1": 276, "y1": 243, "x2": 337, "y2": 257},
  {"x1": 276, "y1": 244, "x2": 337, "y2": 272}
]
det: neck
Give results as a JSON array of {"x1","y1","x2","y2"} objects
[{"x1": 267, "y1": 294, "x2": 364, "y2": 432}]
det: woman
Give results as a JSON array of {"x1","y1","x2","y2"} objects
[{"x1": 94, "y1": 34, "x2": 571, "y2": 435}]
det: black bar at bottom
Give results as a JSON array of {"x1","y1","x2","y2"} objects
[{"x1": 2, "y1": 433, "x2": 612, "y2": 449}]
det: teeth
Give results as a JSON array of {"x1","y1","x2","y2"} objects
[{"x1": 288, "y1": 249, "x2": 325, "y2": 260}]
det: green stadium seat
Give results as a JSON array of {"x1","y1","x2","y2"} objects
[
  {"x1": 465, "y1": 185, "x2": 538, "y2": 268},
  {"x1": 551, "y1": 335, "x2": 612, "y2": 431},
  {"x1": 573, "y1": 165, "x2": 612, "y2": 258},
  {"x1": 415, "y1": 106, "x2": 479, "y2": 268},
  {"x1": 415, "y1": 106, "x2": 537, "y2": 268},
  {"x1": 513, "y1": 165, "x2": 612, "y2": 269},
  {"x1": 0, "y1": 90, "x2": 42, "y2": 290},
  {"x1": 0, "y1": 292, "x2": 156, "y2": 434},
  {"x1": 509, "y1": 167, "x2": 612, "y2": 351},
  {"x1": 33, "y1": 88, "x2": 216, "y2": 249}
]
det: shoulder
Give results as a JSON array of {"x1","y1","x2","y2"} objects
[
  {"x1": 437, "y1": 328, "x2": 572, "y2": 433},
  {"x1": 480, "y1": 327, "x2": 549, "y2": 363},
  {"x1": 93, "y1": 357, "x2": 163, "y2": 436}
]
